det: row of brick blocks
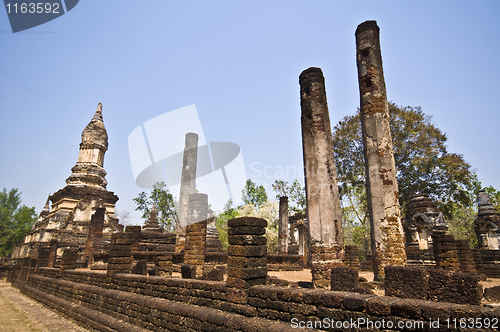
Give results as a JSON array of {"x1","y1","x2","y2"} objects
[
  {"x1": 432, "y1": 233, "x2": 500, "y2": 277},
  {"x1": 226, "y1": 217, "x2": 268, "y2": 290},
  {"x1": 331, "y1": 265, "x2": 483, "y2": 305}
]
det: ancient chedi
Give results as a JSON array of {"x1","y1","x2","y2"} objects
[
  {"x1": 404, "y1": 193, "x2": 446, "y2": 269},
  {"x1": 355, "y1": 21, "x2": 407, "y2": 280},
  {"x1": 404, "y1": 193, "x2": 447, "y2": 250},
  {"x1": 475, "y1": 190, "x2": 500, "y2": 250},
  {"x1": 299, "y1": 67, "x2": 344, "y2": 288},
  {"x1": 13, "y1": 103, "x2": 119, "y2": 261}
]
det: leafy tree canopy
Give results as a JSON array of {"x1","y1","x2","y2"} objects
[
  {"x1": 133, "y1": 182, "x2": 178, "y2": 232},
  {"x1": 332, "y1": 103, "x2": 478, "y2": 220},
  {"x1": 271, "y1": 179, "x2": 306, "y2": 215},
  {"x1": 241, "y1": 179, "x2": 268, "y2": 209},
  {"x1": 0, "y1": 188, "x2": 37, "y2": 257}
]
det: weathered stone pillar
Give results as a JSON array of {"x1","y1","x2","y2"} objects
[
  {"x1": 298, "y1": 225, "x2": 305, "y2": 256},
  {"x1": 278, "y1": 196, "x2": 289, "y2": 254},
  {"x1": 299, "y1": 67, "x2": 344, "y2": 288},
  {"x1": 175, "y1": 133, "x2": 199, "y2": 253},
  {"x1": 184, "y1": 193, "x2": 208, "y2": 277},
  {"x1": 355, "y1": 20, "x2": 407, "y2": 280}
]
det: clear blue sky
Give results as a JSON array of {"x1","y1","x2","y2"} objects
[{"x1": 1, "y1": 1, "x2": 499, "y2": 225}]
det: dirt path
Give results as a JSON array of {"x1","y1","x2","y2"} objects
[{"x1": 0, "y1": 279, "x2": 89, "y2": 332}]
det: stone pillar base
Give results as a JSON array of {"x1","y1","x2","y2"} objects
[
  {"x1": 184, "y1": 221, "x2": 207, "y2": 277},
  {"x1": 226, "y1": 217, "x2": 268, "y2": 302},
  {"x1": 311, "y1": 244, "x2": 344, "y2": 289}
]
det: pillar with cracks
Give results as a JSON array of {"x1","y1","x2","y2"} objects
[
  {"x1": 299, "y1": 67, "x2": 344, "y2": 288},
  {"x1": 175, "y1": 132, "x2": 199, "y2": 253},
  {"x1": 278, "y1": 196, "x2": 289, "y2": 254},
  {"x1": 355, "y1": 20, "x2": 407, "y2": 280}
]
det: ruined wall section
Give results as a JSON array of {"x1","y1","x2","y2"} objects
[{"x1": 13, "y1": 267, "x2": 499, "y2": 332}]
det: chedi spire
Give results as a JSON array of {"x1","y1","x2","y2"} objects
[
  {"x1": 142, "y1": 202, "x2": 161, "y2": 232},
  {"x1": 65, "y1": 103, "x2": 109, "y2": 188}
]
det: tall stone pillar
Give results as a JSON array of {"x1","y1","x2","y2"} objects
[
  {"x1": 355, "y1": 20, "x2": 407, "y2": 280},
  {"x1": 175, "y1": 132, "x2": 199, "y2": 253},
  {"x1": 299, "y1": 67, "x2": 344, "y2": 288},
  {"x1": 278, "y1": 196, "x2": 289, "y2": 254}
]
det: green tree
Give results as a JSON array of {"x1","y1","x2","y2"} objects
[
  {"x1": 215, "y1": 199, "x2": 239, "y2": 251},
  {"x1": 333, "y1": 103, "x2": 477, "y2": 219},
  {"x1": 271, "y1": 179, "x2": 306, "y2": 215},
  {"x1": 340, "y1": 183, "x2": 370, "y2": 260},
  {"x1": 0, "y1": 188, "x2": 37, "y2": 257},
  {"x1": 333, "y1": 103, "x2": 478, "y2": 250},
  {"x1": 446, "y1": 204, "x2": 478, "y2": 248},
  {"x1": 241, "y1": 179, "x2": 268, "y2": 209},
  {"x1": 133, "y1": 182, "x2": 178, "y2": 232}
]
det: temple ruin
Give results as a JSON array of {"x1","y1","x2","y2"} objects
[
  {"x1": 3, "y1": 20, "x2": 500, "y2": 332},
  {"x1": 12, "y1": 103, "x2": 120, "y2": 264}
]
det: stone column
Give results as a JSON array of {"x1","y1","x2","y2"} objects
[
  {"x1": 278, "y1": 196, "x2": 289, "y2": 254},
  {"x1": 175, "y1": 133, "x2": 199, "y2": 253},
  {"x1": 299, "y1": 67, "x2": 344, "y2": 288},
  {"x1": 355, "y1": 20, "x2": 407, "y2": 280},
  {"x1": 184, "y1": 193, "x2": 208, "y2": 276},
  {"x1": 298, "y1": 226, "x2": 305, "y2": 256}
]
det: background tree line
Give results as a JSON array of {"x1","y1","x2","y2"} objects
[{"x1": 0, "y1": 188, "x2": 37, "y2": 257}]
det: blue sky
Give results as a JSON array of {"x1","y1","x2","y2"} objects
[{"x1": 1, "y1": 1, "x2": 499, "y2": 225}]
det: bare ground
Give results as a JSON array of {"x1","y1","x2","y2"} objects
[{"x1": 0, "y1": 279, "x2": 89, "y2": 332}]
